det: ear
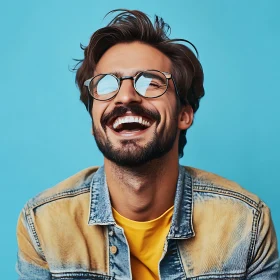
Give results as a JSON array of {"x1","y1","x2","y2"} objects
[{"x1": 178, "y1": 105, "x2": 193, "y2": 130}]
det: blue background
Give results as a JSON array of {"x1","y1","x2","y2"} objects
[{"x1": 1, "y1": 0, "x2": 279, "y2": 277}]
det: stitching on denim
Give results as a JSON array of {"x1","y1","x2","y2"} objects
[
  {"x1": 193, "y1": 184, "x2": 259, "y2": 209},
  {"x1": 175, "y1": 241, "x2": 187, "y2": 279},
  {"x1": 186, "y1": 271, "x2": 246, "y2": 279},
  {"x1": 24, "y1": 207, "x2": 47, "y2": 261},
  {"x1": 246, "y1": 205, "x2": 261, "y2": 267},
  {"x1": 105, "y1": 226, "x2": 109, "y2": 274},
  {"x1": 30, "y1": 186, "x2": 91, "y2": 210},
  {"x1": 88, "y1": 179, "x2": 94, "y2": 225},
  {"x1": 169, "y1": 168, "x2": 194, "y2": 239},
  {"x1": 27, "y1": 167, "x2": 100, "y2": 210},
  {"x1": 51, "y1": 271, "x2": 112, "y2": 279},
  {"x1": 189, "y1": 173, "x2": 195, "y2": 236},
  {"x1": 108, "y1": 226, "x2": 114, "y2": 278},
  {"x1": 90, "y1": 177, "x2": 99, "y2": 221},
  {"x1": 88, "y1": 171, "x2": 115, "y2": 225}
]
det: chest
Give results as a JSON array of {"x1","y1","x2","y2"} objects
[{"x1": 46, "y1": 225, "x2": 249, "y2": 279}]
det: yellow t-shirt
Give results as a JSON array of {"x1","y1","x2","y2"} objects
[{"x1": 112, "y1": 206, "x2": 174, "y2": 280}]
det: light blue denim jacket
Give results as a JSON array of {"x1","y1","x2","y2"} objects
[{"x1": 16, "y1": 165, "x2": 279, "y2": 279}]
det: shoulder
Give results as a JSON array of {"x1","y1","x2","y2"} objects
[
  {"x1": 180, "y1": 167, "x2": 279, "y2": 276},
  {"x1": 24, "y1": 166, "x2": 100, "y2": 211},
  {"x1": 185, "y1": 166, "x2": 262, "y2": 210},
  {"x1": 17, "y1": 166, "x2": 102, "y2": 263}
]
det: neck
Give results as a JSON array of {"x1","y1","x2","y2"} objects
[{"x1": 104, "y1": 148, "x2": 179, "y2": 221}]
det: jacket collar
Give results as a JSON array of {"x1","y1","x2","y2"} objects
[
  {"x1": 88, "y1": 166, "x2": 115, "y2": 225},
  {"x1": 88, "y1": 165, "x2": 194, "y2": 239},
  {"x1": 167, "y1": 165, "x2": 194, "y2": 239}
]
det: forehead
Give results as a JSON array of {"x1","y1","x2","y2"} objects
[{"x1": 95, "y1": 42, "x2": 172, "y2": 75}]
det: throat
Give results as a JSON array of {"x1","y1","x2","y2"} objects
[{"x1": 104, "y1": 157, "x2": 178, "y2": 221}]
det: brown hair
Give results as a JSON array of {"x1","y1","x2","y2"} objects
[{"x1": 74, "y1": 9, "x2": 205, "y2": 158}]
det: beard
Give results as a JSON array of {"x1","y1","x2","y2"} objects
[
  {"x1": 92, "y1": 124, "x2": 178, "y2": 167},
  {"x1": 91, "y1": 104, "x2": 179, "y2": 167}
]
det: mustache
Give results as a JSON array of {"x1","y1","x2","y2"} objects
[{"x1": 101, "y1": 104, "x2": 161, "y2": 128}]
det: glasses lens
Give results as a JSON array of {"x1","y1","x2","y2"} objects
[
  {"x1": 90, "y1": 74, "x2": 119, "y2": 100},
  {"x1": 135, "y1": 71, "x2": 167, "y2": 97}
]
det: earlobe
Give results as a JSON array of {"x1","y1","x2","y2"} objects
[{"x1": 178, "y1": 105, "x2": 193, "y2": 130}]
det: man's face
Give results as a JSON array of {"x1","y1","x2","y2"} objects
[{"x1": 91, "y1": 42, "x2": 182, "y2": 167}]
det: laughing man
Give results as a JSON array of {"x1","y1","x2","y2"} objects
[{"x1": 16, "y1": 10, "x2": 279, "y2": 279}]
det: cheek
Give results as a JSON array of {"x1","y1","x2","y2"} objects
[
  {"x1": 91, "y1": 103, "x2": 107, "y2": 126},
  {"x1": 154, "y1": 102, "x2": 178, "y2": 132},
  {"x1": 159, "y1": 96, "x2": 178, "y2": 121},
  {"x1": 91, "y1": 108, "x2": 98, "y2": 122}
]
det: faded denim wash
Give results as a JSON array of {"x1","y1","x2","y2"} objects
[{"x1": 16, "y1": 166, "x2": 279, "y2": 279}]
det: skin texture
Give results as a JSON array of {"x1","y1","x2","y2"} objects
[{"x1": 91, "y1": 42, "x2": 193, "y2": 221}]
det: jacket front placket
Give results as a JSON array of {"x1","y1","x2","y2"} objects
[
  {"x1": 159, "y1": 166, "x2": 195, "y2": 280},
  {"x1": 88, "y1": 167, "x2": 132, "y2": 280}
]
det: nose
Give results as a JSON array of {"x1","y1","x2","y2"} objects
[{"x1": 113, "y1": 77, "x2": 142, "y2": 105}]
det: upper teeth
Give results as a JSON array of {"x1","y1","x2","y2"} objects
[{"x1": 112, "y1": 116, "x2": 151, "y2": 130}]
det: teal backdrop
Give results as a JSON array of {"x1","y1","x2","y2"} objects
[{"x1": 0, "y1": 0, "x2": 279, "y2": 277}]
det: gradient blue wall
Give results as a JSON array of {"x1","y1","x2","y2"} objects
[{"x1": 1, "y1": 0, "x2": 279, "y2": 277}]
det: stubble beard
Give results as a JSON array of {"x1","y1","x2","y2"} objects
[{"x1": 92, "y1": 122, "x2": 178, "y2": 168}]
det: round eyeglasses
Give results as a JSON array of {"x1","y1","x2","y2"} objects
[{"x1": 83, "y1": 70, "x2": 179, "y2": 101}]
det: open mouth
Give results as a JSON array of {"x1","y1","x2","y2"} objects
[{"x1": 109, "y1": 115, "x2": 153, "y2": 134}]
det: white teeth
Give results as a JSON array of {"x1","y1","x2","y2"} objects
[
  {"x1": 112, "y1": 116, "x2": 152, "y2": 130},
  {"x1": 113, "y1": 121, "x2": 118, "y2": 129}
]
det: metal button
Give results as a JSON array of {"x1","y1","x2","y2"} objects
[
  {"x1": 110, "y1": 245, "x2": 118, "y2": 254},
  {"x1": 108, "y1": 230, "x2": 114, "y2": 236}
]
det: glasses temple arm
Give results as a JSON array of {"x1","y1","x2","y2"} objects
[{"x1": 171, "y1": 77, "x2": 185, "y2": 104}]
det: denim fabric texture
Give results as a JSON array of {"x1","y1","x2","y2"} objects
[{"x1": 16, "y1": 166, "x2": 279, "y2": 279}]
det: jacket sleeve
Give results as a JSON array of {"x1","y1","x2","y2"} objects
[
  {"x1": 247, "y1": 203, "x2": 279, "y2": 279},
  {"x1": 16, "y1": 209, "x2": 51, "y2": 280}
]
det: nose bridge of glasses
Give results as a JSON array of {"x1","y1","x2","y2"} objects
[
  {"x1": 119, "y1": 76, "x2": 135, "y2": 82},
  {"x1": 114, "y1": 75, "x2": 142, "y2": 103},
  {"x1": 118, "y1": 75, "x2": 137, "y2": 92},
  {"x1": 119, "y1": 76, "x2": 135, "y2": 89}
]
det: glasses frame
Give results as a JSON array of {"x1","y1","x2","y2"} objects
[{"x1": 83, "y1": 69, "x2": 180, "y2": 102}]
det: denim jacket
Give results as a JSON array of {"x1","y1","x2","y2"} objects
[{"x1": 16, "y1": 166, "x2": 279, "y2": 279}]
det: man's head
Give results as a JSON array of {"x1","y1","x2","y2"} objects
[{"x1": 75, "y1": 10, "x2": 205, "y2": 165}]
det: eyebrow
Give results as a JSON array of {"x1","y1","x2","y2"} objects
[
  {"x1": 104, "y1": 70, "x2": 144, "y2": 77},
  {"x1": 143, "y1": 71, "x2": 166, "y2": 84},
  {"x1": 94, "y1": 70, "x2": 167, "y2": 84}
]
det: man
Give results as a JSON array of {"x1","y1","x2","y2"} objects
[{"x1": 16, "y1": 9, "x2": 279, "y2": 279}]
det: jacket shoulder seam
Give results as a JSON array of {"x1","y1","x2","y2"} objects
[
  {"x1": 23, "y1": 206, "x2": 47, "y2": 260},
  {"x1": 28, "y1": 186, "x2": 91, "y2": 210},
  {"x1": 193, "y1": 183, "x2": 261, "y2": 210},
  {"x1": 247, "y1": 208, "x2": 262, "y2": 266}
]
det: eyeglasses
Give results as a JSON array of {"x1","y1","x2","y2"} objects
[{"x1": 84, "y1": 70, "x2": 179, "y2": 101}]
